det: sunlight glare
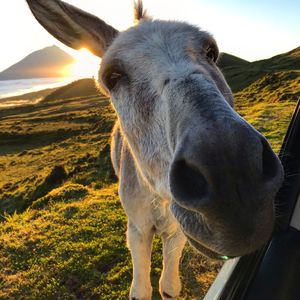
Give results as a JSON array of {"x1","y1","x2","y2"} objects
[{"x1": 62, "y1": 48, "x2": 100, "y2": 79}]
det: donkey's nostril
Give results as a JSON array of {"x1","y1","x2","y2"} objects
[
  {"x1": 170, "y1": 159, "x2": 209, "y2": 209},
  {"x1": 261, "y1": 138, "x2": 279, "y2": 181}
]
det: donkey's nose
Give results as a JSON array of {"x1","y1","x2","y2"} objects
[
  {"x1": 170, "y1": 159, "x2": 210, "y2": 210},
  {"x1": 169, "y1": 124, "x2": 283, "y2": 212}
]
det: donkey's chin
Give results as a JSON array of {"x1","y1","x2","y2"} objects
[
  {"x1": 170, "y1": 201, "x2": 274, "y2": 260},
  {"x1": 170, "y1": 202, "x2": 232, "y2": 260},
  {"x1": 186, "y1": 235, "x2": 235, "y2": 260}
]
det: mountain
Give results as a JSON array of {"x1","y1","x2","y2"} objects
[
  {"x1": 0, "y1": 46, "x2": 75, "y2": 81},
  {"x1": 218, "y1": 46, "x2": 300, "y2": 92},
  {"x1": 217, "y1": 46, "x2": 300, "y2": 107},
  {"x1": 218, "y1": 53, "x2": 250, "y2": 68}
]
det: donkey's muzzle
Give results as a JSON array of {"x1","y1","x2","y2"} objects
[
  {"x1": 170, "y1": 123, "x2": 283, "y2": 212},
  {"x1": 169, "y1": 118, "x2": 284, "y2": 256}
]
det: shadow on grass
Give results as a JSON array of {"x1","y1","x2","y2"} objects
[{"x1": 0, "y1": 129, "x2": 83, "y2": 155}]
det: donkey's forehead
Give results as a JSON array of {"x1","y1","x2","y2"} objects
[{"x1": 102, "y1": 20, "x2": 214, "y2": 65}]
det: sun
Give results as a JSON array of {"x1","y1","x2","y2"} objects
[{"x1": 61, "y1": 48, "x2": 100, "y2": 79}]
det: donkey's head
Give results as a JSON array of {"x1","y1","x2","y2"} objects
[{"x1": 27, "y1": 0, "x2": 284, "y2": 259}]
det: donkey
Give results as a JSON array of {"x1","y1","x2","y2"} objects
[{"x1": 26, "y1": 0, "x2": 284, "y2": 299}]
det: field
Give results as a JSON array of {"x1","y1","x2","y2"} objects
[{"x1": 0, "y1": 51, "x2": 299, "y2": 299}]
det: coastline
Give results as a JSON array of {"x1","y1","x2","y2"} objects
[{"x1": 0, "y1": 77, "x2": 76, "y2": 99}]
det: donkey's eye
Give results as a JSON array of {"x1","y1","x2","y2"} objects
[
  {"x1": 106, "y1": 71, "x2": 124, "y2": 90},
  {"x1": 206, "y1": 47, "x2": 218, "y2": 63}
]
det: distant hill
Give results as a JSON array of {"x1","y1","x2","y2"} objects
[
  {"x1": 218, "y1": 46, "x2": 300, "y2": 92},
  {"x1": 234, "y1": 70, "x2": 300, "y2": 104},
  {"x1": 218, "y1": 53, "x2": 250, "y2": 68},
  {"x1": 43, "y1": 78, "x2": 100, "y2": 102},
  {"x1": 0, "y1": 46, "x2": 75, "y2": 81}
]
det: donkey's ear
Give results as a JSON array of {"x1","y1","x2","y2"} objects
[{"x1": 26, "y1": 0, "x2": 119, "y2": 57}]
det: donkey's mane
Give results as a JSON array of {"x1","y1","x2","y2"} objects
[{"x1": 134, "y1": 0, "x2": 148, "y2": 22}]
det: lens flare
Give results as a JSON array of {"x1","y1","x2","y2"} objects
[{"x1": 61, "y1": 48, "x2": 99, "y2": 79}]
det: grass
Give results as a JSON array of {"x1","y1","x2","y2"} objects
[
  {"x1": 0, "y1": 185, "x2": 130, "y2": 299},
  {"x1": 219, "y1": 46, "x2": 300, "y2": 92},
  {"x1": 234, "y1": 69, "x2": 299, "y2": 153},
  {"x1": 0, "y1": 58, "x2": 299, "y2": 299},
  {"x1": 0, "y1": 183, "x2": 221, "y2": 299},
  {"x1": 236, "y1": 101, "x2": 296, "y2": 153},
  {"x1": 43, "y1": 78, "x2": 100, "y2": 102},
  {"x1": 0, "y1": 80, "x2": 115, "y2": 214}
]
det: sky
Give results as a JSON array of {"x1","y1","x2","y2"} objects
[{"x1": 0, "y1": 0, "x2": 299, "y2": 72}]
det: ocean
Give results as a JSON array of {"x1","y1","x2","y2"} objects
[{"x1": 0, "y1": 77, "x2": 76, "y2": 99}]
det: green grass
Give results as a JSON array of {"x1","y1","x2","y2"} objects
[
  {"x1": 234, "y1": 71, "x2": 300, "y2": 104},
  {"x1": 219, "y1": 46, "x2": 300, "y2": 92},
  {"x1": 0, "y1": 81, "x2": 115, "y2": 214},
  {"x1": 234, "y1": 70, "x2": 299, "y2": 153},
  {"x1": 0, "y1": 67, "x2": 298, "y2": 299},
  {"x1": 0, "y1": 183, "x2": 221, "y2": 299},
  {"x1": 236, "y1": 101, "x2": 296, "y2": 153},
  {"x1": 43, "y1": 78, "x2": 101, "y2": 102},
  {"x1": 0, "y1": 184, "x2": 130, "y2": 299}
]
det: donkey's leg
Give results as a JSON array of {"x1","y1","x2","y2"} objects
[
  {"x1": 127, "y1": 220, "x2": 154, "y2": 300},
  {"x1": 159, "y1": 228, "x2": 186, "y2": 299}
]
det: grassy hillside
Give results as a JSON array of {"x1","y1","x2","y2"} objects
[
  {"x1": 217, "y1": 53, "x2": 250, "y2": 69},
  {"x1": 0, "y1": 183, "x2": 220, "y2": 299},
  {"x1": 235, "y1": 71, "x2": 300, "y2": 104},
  {"x1": 0, "y1": 79, "x2": 222, "y2": 299},
  {"x1": 0, "y1": 80, "x2": 113, "y2": 214},
  {"x1": 43, "y1": 78, "x2": 101, "y2": 102},
  {"x1": 234, "y1": 70, "x2": 300, "y2": 152},
  {"x1": 219, "y1": 46, "x2": 300, "y2": 92}
]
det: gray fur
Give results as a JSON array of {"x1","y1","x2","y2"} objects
[{"x1": 26, "y1": 1, "x2": 284, "y2": 299}]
